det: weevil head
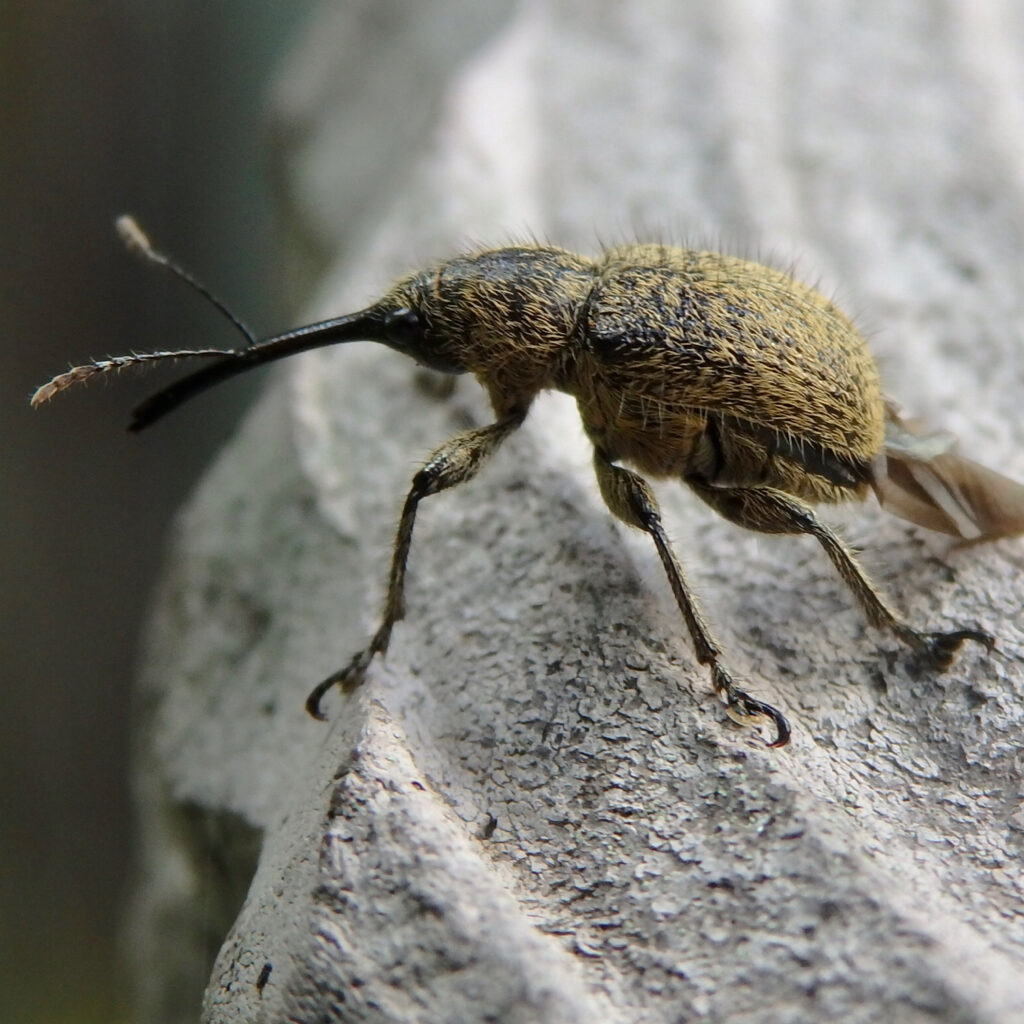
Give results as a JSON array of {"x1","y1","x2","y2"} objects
[
  {"x1": 368, "y1": 271, "x2": 470, "y2": 375},
  {"x1": 372, "y1": 247, "x2": 598, "y2": 395}
]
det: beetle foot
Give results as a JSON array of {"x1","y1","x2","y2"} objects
[
  {"x1": 916, "y1": 627, "x2": 995, "y2": 671},
  {"x1": 713, "y1": 665, "x2": 791, "y2": 748},
  {"x1": 305, "y1": 647, "x2": 375, "y2": 721}
]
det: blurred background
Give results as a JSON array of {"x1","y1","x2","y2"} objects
[{"x1": 1, "y1": 3, "x2": 317, "y2": 1021}]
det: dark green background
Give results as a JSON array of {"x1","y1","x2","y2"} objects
[{"x1": 1, "y1": 3, "x2": 316, "y2": 1020}]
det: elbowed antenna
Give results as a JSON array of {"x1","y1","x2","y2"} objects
[
  {"x1": 30, "y1": 215, "x2": 387, "y2": 431},
  {"x1": 127, "y1": 310, "x2": 383, "y2": 431},
  {"x1": 30, "y1": 307, "x2": 384, "y2": 430},
  {"x1": 115, "y1": 214, "x2": 259, "y2": 347}
]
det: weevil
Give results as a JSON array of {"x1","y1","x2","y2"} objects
[{"x1": 33, "y1": 216, "x2": 1024, "y2": 747}]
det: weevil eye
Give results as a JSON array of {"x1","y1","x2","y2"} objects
[{"x1": 383, "y1": 307, "x2": 422, "y2": 350}]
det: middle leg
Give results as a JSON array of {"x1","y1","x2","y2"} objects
[
  {"x1": 593, "y1": 450, "x2": 790, "y2": 747},
  {"x1": 687, "y1": 480, "x2": 993, "y2": 666}
]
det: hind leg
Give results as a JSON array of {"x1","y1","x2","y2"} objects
[{"x1": 688, "y1": 480, "x2": 993, "y2": 666}]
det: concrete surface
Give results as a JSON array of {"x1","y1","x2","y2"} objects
[{"x1": 127, "y1": 3, "x2": 1024, "y2": 1022}]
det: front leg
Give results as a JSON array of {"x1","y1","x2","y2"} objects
[
  {"x1": 306, "y1": 407, "x2": 527, "y2": 720},
  {"x1": 593, "y1": 450, "x2": 790, "y2": 747}
]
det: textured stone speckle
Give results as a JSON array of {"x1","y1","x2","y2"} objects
[{"x1": 129, "y1": 4, "x2": 1024, "y2": 1023}]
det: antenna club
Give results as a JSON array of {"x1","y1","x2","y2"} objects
[
  {"x1": 30, "y1": 380, "x2": 62, "y2": 407},
  {"x1": 115, "y1": 214, "x2": 153, "y2": 256},
  {"x1": 31, "y1": 364, "x2": 106, "y2": 406}
]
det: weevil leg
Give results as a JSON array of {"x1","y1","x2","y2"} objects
[
  {"x1": 687, "y1": 481, "x2": 994, "y2": 667},
  {"x1": 593, "y1": 450, "x2": 790, "y2": 747},
  {"x1": 306, "y1": 407, "x2": 527, "y2": 720}
]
